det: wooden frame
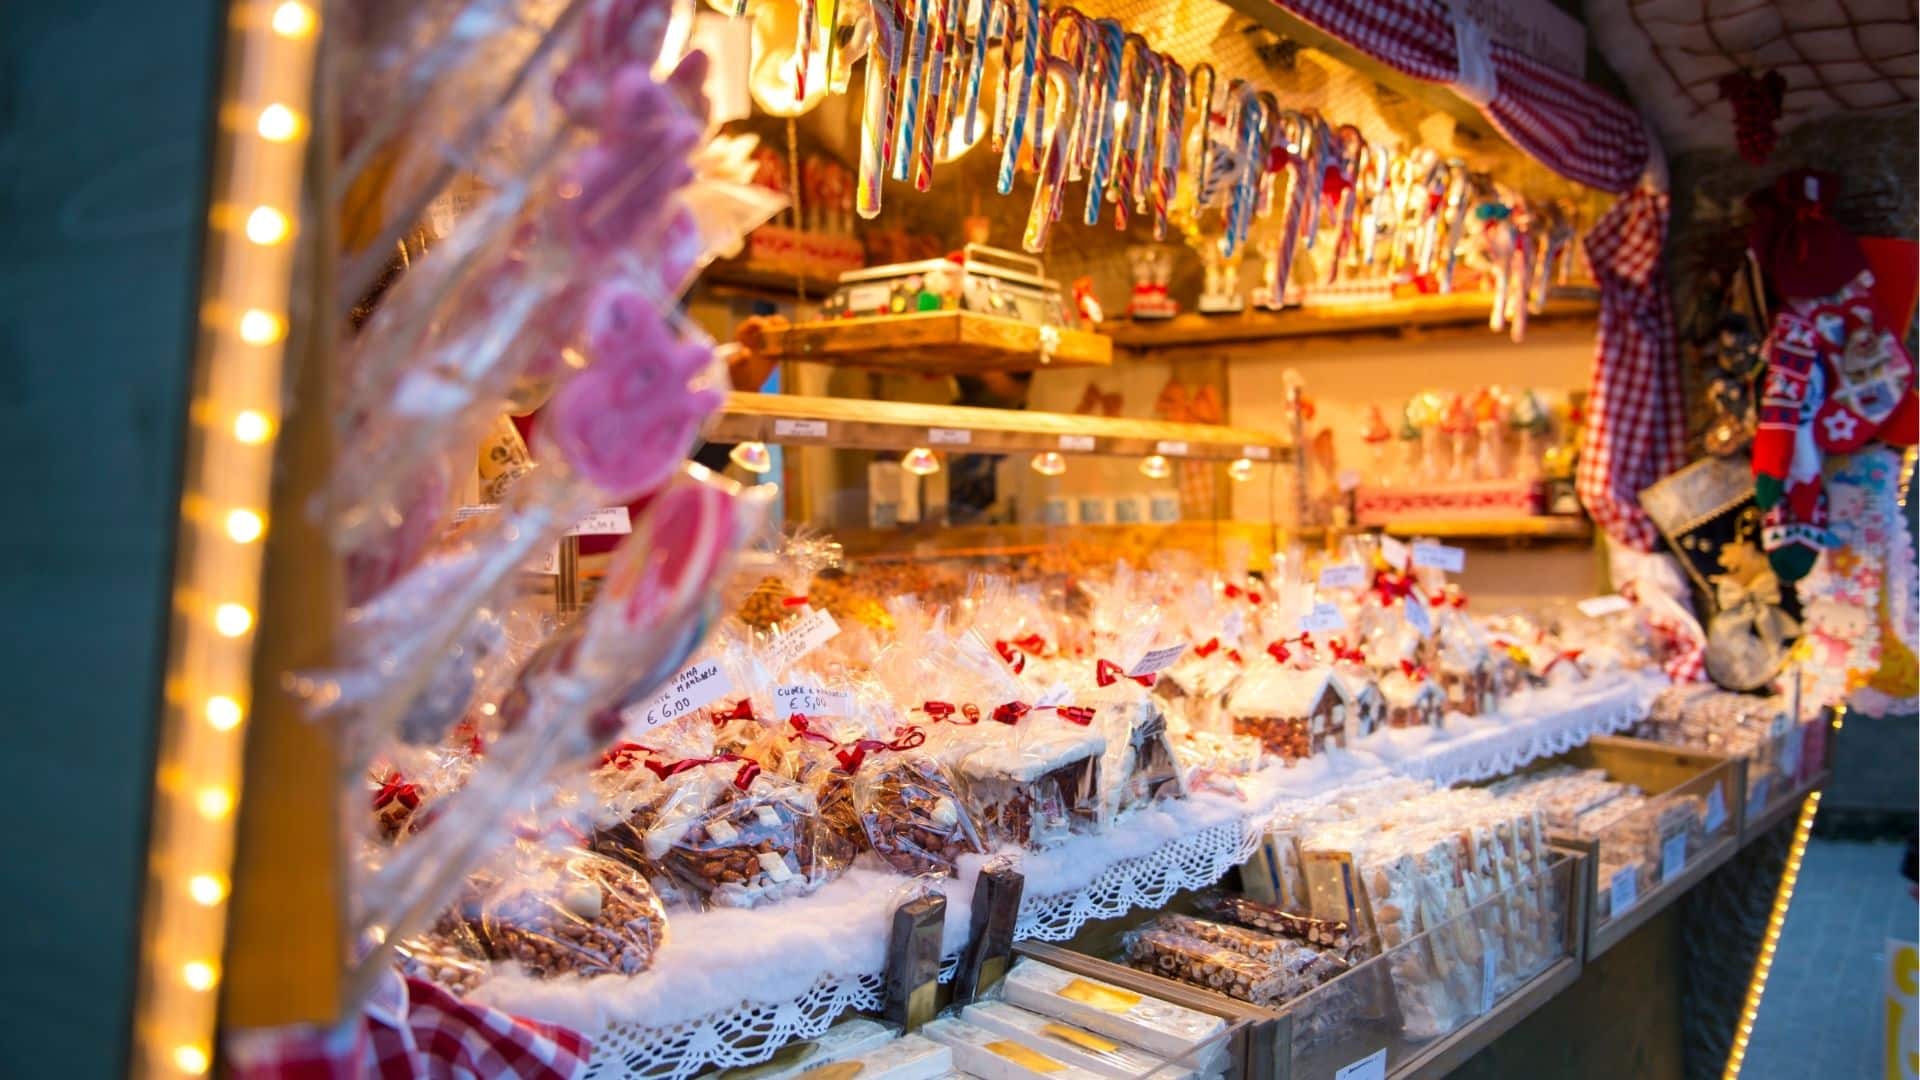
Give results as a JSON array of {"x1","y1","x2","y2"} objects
[
  {"x1": 1103, "y1": 292, "x2": 1600, "y2": 353},
  {"x1": 709, "y1": 392, "x2": 1294, "y2": 461},
  {"x1": 760, "y1": 311, "x2": 1113, "y2": 372}
]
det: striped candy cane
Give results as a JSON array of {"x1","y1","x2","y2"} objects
[
  {"x1": 1324, "y1": 124, "x2": 1365, "y2": 283},
  {"x1": 912, "y1": 0, "x2": 949, "y2": 189},
  {"x1": 1153, "y1": 55, "x2": 1185, "y2": 239},
  {"x1": 1121, "y1": 43, "x2": 1162, "y2": 221},
  {"x1": 962, "y1": 0, "x2": 1000, "y2": 145},
  {"x1": 996, "y1": 0, "x2": 1044, "y2": 194},
  {"x1": 892, "y1": 0, "x2": 934, "y2": 180},
  {"x1": 1188, "y1": 63, "x2": 1217, "y2": 209},
  {"x1": 1024, "y1": 55, "x2": 1083, "y2": 252},
  {"x1": 857, "y1": 0, "x2": 905, "y2": 216}
]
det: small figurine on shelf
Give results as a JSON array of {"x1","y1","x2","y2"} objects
[
  {"x1": 1072, "y1": 276, "x2": 1105, "y2": 329},
  {"x1": 1511, "y1": 389, "x2": 1551, "y2": 480},
  {"x1": 1127, "y1": 246, "x2": 1180, "y2": 320},
  {"x1": 1471, "y1": 387, "x2": 1509, "y2": 480},
  {"x1": 922, "y1": 261, "x2": 963, "y2": 311},
  {"x1": 1408, "y1": 392, "x2": 1445, "y2": 483},
  {"x1": 1441, "y1": 393, "x2": 1474, "y2": 483},
  {"x1": 1199, "y1": 236, "x2": 1245, "y2": 314},
  {"x1": 1361, "y1": 405, "x2": 1395, "y2": 486}
]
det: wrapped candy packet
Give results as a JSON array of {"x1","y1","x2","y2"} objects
[
  {"x1": 472, "y1": 847, "x2": 669, "y2": 979},
  {"x1": 855, "y1": 750, "x2": 985, "y2": 876},
  {"x1": 1121, "y1": 927, "x2": 1288, "y2": 1007},
  {"x1": 1190, "y1": 890, "x2": 1357, "y2": 953}
]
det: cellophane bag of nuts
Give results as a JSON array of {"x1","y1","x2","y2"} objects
[
  {"x1": 735, "y1": 530, "x2": 842, "y2": 632},
  {"x1": 472, "y1": 845, "x2": 669, "y2": 980},
  {"x1": 1121, "y1": 926, "x2": 1289, "y2": 1007},
  {"x1": 773, "y1": 674, "x2": 900, "y2": 874},
  {"x1": 395, "y1": 908, "x2": 493, "y2": 995}
]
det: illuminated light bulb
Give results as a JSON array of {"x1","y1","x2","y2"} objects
[
  {"x1": 195, "y1": 787, "x2": 235, "y2": 820},
  {"x1": 729, "y1": 440, "x2": 773, "y2": 474},
  {"x1": 1030, "y1": 452, "x2": 1067, "y2": 477},
  {"x1": 173, "y1": 1046, "x2": 211, "y2": 1075},
  {"x1": 233, "y1": 410, "x2": 274, "y2": 444},
  {"x1": 237, "y1": 309, "x2": 284, "y2": 345},
  {"x1": 256, "y1": 103, "x2": 302, "y2": 142},
  {"x1": 1227, "y1": 457, "x2": 1254, "y2": 482},
  {"x1": 205, "y1": 695, "x2": 244, "y2": 731},
  {"x1": 213, "y1": 603, "x2": 254, "y2": 638},
  {"x1": 1139, "y1": 454, "x2": 1171, "y2": 480},
  {"x1": 270, "y1": 1, "x2": 317, "y2": 37},
  {"x1": 187, "y1": 874, "x2": 228, "y2": 906},
  {"x1": 183, "y1": 961, "x2": 219, "y2": 991},
  {"x1": 901, "y1": 447, "x2": 940, "y2": 476},
  {"x1": 225, "y1": 508, "x2": 265, "y2": 543},
  {"x1": 1113, "y1": 101, "x2": 1130, "y2": 124},
  {"x1": 244, "y1": 206, "x2": 291, "y2": 246}
]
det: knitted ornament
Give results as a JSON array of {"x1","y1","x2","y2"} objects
[
  {"x1": 1753, "y1": 314, "x2": 1834, "y2": 580},
  {"x1": 1805, "y1": 290, "x2": 1915, "y2": 453},
  {"x1": 1718, "y1": 70, "x2": 1787, "y2": 166}
]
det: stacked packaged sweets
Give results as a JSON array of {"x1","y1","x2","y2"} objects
[
  {"x1": 1638, "y1": 684, "x2": 1800, "y2": 805},
  {"x1": 1121, "y1": 911, "x2": 1349, "y2": 1009},
  {"x1": 1491, "y1": 766, "x2": 1703, "y2": 918},
  {"x1": 996, "y1": 958, "x2": 1231, "y2": 1069}
]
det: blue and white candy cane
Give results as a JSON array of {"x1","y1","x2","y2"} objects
[
  {"x1": 892, "y1": 0, "x2": 934, "y2": 180},
  {"x1": 1221, "y1": 84, "x2": 1264, "y2": 257},
  {"x1": 962, "y1": 0, "x2": 1001, "y2": 146},
  {"x1": 996, "y1": 0, "x2": 1043, "y2": 194},
  {"x1": 1128, "y1": 46, "x2": 1164, "y2": 216},
  {"x1": 1269, "y1": 107, "x2": 1314, "y2": 307},
  {"x1": 1076, "y1": 20, "x2": 1124, "y2": 212}
]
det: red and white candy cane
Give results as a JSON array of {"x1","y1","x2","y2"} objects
[
  {"x1": 1077, "y1": 19, "x2": 1124, "y2": 215},
  {"x1": 1437, "y1": 159, "x2": 1473, "y2": 292},
  {"x1": 1323, "y1": 124, "x2": 1366, "y2": 284},
  {"x1": 1187, "y1": 62, "x2": 1217, "y2": 208},
  {"x1": 961, "y1": 0, "x2": 1000, "y2": 145},
  {"x1": 1268, "y1": 105, "x2": 1315, "y2": 306},
  {"x1": 856, "y1": 0, "x2": 906, "y2": 216},
  {"x1": 911, "y1": 0, "x2": 951, "y2": 190},
  {"x1": 1126, "y1": 45, "x2": 1166, "y2": 219},
  {"x1": 795, "y1": 0, "x2": 817, "y2": 100},
  {"x1": 892, "y1": 0, "x2": 935, "y2": 180},
  {"x1": 1023, "y1": 55, "x2": 1083, "y2": 252},
  {"x1": 1152, "y1": 54, "x2": 1186, "y2": 239},
  {"x1": 1220, "y1": 82, "x2": 1267, "y2": 257},
  {"x1": 1358, "y1": 142, "x2": 1395, "y2": 270}
]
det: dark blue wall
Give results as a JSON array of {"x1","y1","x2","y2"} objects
[{"x1": 1, "y1": 3, "x2": 219, "y2": 1074}]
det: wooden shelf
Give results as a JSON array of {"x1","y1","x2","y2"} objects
[
  {"x1": 1378, "y1": 516, "x2": 1593, "y2": 542},
  {"x1": 761, "y1": 311, "x2": 1113, "y2": 373},
  {"x1": 834, "y1": 520, "x2": 1289, "y2": 561},
  {"x1": 700, "y1": 261, "x2": 840, "y2": 300},
  {"x1": 1102, "y1": 291, "x2": 1600, "y2": 351},
  {"x1": 708, "y1": 392, "x2": 1291, "y2": 460},
  {"x1": 1740, "y1": 770, "x2": 1828, "y2": 843}
]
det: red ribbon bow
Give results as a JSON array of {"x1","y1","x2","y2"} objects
[
  {"x1": 1226, "y1": 649, "x2": 1245, "y2": 665},
  {"x1": 597, "y1": 741, "x2": 654, "y2": 771},
  {"x1": 1544, "y1": 648, "x2": 1585, "y2": 676},
  {"x1": 1095, "y1": 659, "x2": 1155, "y2": 688},
  {"x1": 1194, "y1": 637, "x2": 1221, "y2": 658},
  {"x1": 781, "y1": 595, "x2": 810, "y2": 607},
  {"x1": 373, "y1": 772, "x2": 419, "y2": 811},
  {"x1": 992, "y1": 701, "x2": 1031, "y2": 725},
  {"x1": 1373, "y1": 570, "x2": 1415, "y2": 602},
  {"x1": 1429, "y1": 590, "x2": 1467, "y2": 610},
  {"x1": 643, "y1": 753, "x2": 761, "y2": 790},
  {"x1": 1055, "y1": 705, "x2": 1097, "y2": 726},
  {"x1": 994, "y1": 639, "x2": 1027, "y2": 674},
  {"x1": 922, "y1": 701, "x2": 982, "y2": 724},
  {"x1": 1223, "y1": 584, "x2": 1243, "y2": 599},
  {"x1": 1399, "y1": 659, "x2": 1430, "y2": 681},
  {"x1": 1329, "y1": 638, "x2": 1367, "y2": 665},
  {"x1": 718, "y1": 699, "x2": 757, "y2": 722},
  {"x1": 1267, "y1": 634, "x2": 1313, "y2": 665}
]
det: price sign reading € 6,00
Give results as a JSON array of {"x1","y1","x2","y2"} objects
[{"x1": 622, "y1": 661, "x2": 734, "y2": 730}]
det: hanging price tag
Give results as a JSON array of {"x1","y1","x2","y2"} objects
[
  {"x1": 1412, "y1": 542, "x2": 1466, "y2": 573},
  {"x1": 1576, "y1": 594, "x2": 1633, "y2": 618},
  {"x1": 1379, "y1": 535, "x2": 1410, "y2": 571},
  {"x1": 1480, "y1": 948, "x2": 1498, "y2": 1014},
  {"x1": 1660, "y1": 833, "x2": 1687, "y2": 884},
  {"x1": 1609, "y1": 867, "x2": 1638, "y2": 915},
  {"x1": 1406, "y1": 594, "x2": 1434, "y2": 637},
  {"x1": 1334, "y1": 1049, "x2": 1387, "y2": 1080},
  {"x1": 844, "y1": 283, "x2": 891, "y2": 312},
  {"x1": 1747, "y1": 775, "x2": 1772, "y2": 820},
  {"x1": 1318, "y1": 563, "x2": 1367, "y2": 590},
  {"x1": 1298, "y1": 603, "x2": 1348, "y2": 634},
  {"x1": 1155, "y1": 440, "x2": 1190, "y2": 456},
  {"x1": 1705, "y1": 785, "x2": 1727, "y2": 833},
  {"x1": 765, "y1": 607, "x2": 841, "y2": 672},
  {"x1": 773, "y1": 418, "x2": 828, "y2": 438},
  {"x1": 567, "y1": 507, "x2": 634, "y2": 536},
  {"x1": 623, "y1": 661, "x2": 736, "y2": 729},
  {"x1": 1780, "y1": 723, "x2": 1804, "y2": 781},
  {"x1": 1059, "y1": 434, "x2": 1096, "y2": 452},
  {"x1": 928, "y1": 427, "x2": 972, "y2": 446},
  {"x1": 774, "y1": 683, "x2": 855, "y2": 716},
  {"x1": 1129, "y1": 643, "x2": 1189, "y2": 677},
  {"x1": 1241, "y1": 445, "x2": 1272, "y2": 461},
  {"x1": 526, "y1": 545, "x2": 560, "y2": 576}
]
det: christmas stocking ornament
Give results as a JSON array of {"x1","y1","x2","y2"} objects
[
  {"x1": 1752, "y1": 312, "x2": 1819, "y2": 509},
  {"x1": 1807, "y1": 285, "x2": 1917, "y2": 452}
]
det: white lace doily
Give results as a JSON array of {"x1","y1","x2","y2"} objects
[{"x1": 573, "y1": 674, "x2": 1663, "y2": 1079}]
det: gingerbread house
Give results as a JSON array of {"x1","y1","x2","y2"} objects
[
  {"x1": 1433, "y1": 617, "x2": 1499, "y2": 717},
  {"x1": 1227, "y1": 665, "x2": 1353, "y2": 764},
  {"x1": 1380, "y1": 668, "x2": 1448, "y2": 728},
  {"x1": 1333, "y1": 666, "x2": 1388, "y2": 738}
]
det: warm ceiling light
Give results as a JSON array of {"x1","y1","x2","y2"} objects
[
  {"x1": 213, "y1": 603, "x2": 254, "y2": 638},
  {"x1": 205, "y1": 695, "x2": 244, "y2": 731},
  {"x1": 1139, "y1": 454, "x2": 1171, "y2": 480},
  {"x1": 182, "y1": 961, "x2": 219, "y2": 992},
  {"x1": 901, "y1": 447, "x2": 940, "y2": 476},
  {"x1": 1227, "y1": 457, "x2": 1254, "y2": 482},
  {"x1": 195, "y1": 787, "x2": 235, "y2": 820},
  {"x1": 1030, "y1": 451, "x2": 1067, "y2": 477},
  {"x1": 728, "y1": 440, "x2": 772, "y2": 474},
  {"x1": 172, "y1": 1045, "x2": 210, "y2": 1075},
  {"x1": 244, "y1": 206, "x2": 290, "y2": 245},
  {"x1": 237, "y1": 309, "x2": 284, "y2": 345},
  {"x1": 256, "y1": 103, "x2": 302, "y2": 142},
  {"x1": 270, "y1": 1, "x2": 316, "y2": 37},
  {"x1": 187, "y1": 874, "x2": 228, "y2": 906},
  {"x1": 233, "y1": 410, "x2": 274, "y2": 444},
  {"x1": 225, "y1": 508, "x2": 265, "y2": 543}
]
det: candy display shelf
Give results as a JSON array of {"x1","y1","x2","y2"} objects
[
  {"x1": 708, "y1": 392, "x2": 1293, "y2": 460},
  {"x1": 758, "y1": 311, "x2": 1114, "y2": 373},
  {"x1": 1102, "y1": 291, "x2": 1601, "y2": 352},
  {"x1": 1378, "y1": 516, "x2": 1595, "y2": 543},
  {"x1": 833, "y1": 521, "x2": 1291, "y2": 562}
]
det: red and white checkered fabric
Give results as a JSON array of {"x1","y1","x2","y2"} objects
[
  {"x1": 1268, "y1": 0, "x2": 1652, "y2": 192},
  {"x1": 1575, "y1": 189, "x2": 1686, "y2": 553},
  {"x1": 227, "y1": 970, "x2": 591, "y2": 1080}
]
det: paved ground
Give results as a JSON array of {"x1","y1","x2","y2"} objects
[{"x1": 1743, "y1": 838, "x2": 1915, "y2": 1079}]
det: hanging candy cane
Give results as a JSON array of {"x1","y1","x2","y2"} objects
[
  {"x1": 1388, "y1": 147, "x2": 1435, "y2": 272},
  {"x1": 795, "y1": 0, "x2": 818, "y2": 100},
  {"x1": 1185, "y1": 63, "x2": 1217, "y2": 209},
  {"x1": 857, "y1": 0, "x2": 905, "y2": 216},
  {"x1": 1075, "y1": 20, "x2": 1124, "y2": 220},
  {"x1": 1437, "y1": 159, "x2": 1473, "y2": 292},
  {"x1": 1220, "y1": 83, "x2": 1266, "y2": 257},
  {"x1": 1268, "y1": 107, "x2": 1315, "y2": 307},
  {"x1": 1322, "y1": 124, "x2": 1365, "y2": 283},
  {"x1": 1104, "y1": 34, "x2": 1153, "y2": 229},
  {"x1": 911, "y1": 0, "x2": 952, "y2": 189},
  {"x1": 1152, "y1": 55, "x2": 1185, "y2": 239},
  {"x1": 1128, "y1": 47, "x2": 1165, "y2": 217},
  {"x1": 1297, "y1": 114, "x2": 1333, "y2": 250},
  {"x1": 891, "y1": 0, "x2": 935, "y2": 180},
  {"x1": 1358, "y1": 142, "x2": 1394, "y2": 270},
  {"x1": 995, "y1": 0, "x2": 1044, "y2": 194},
  {"x1": 962, "y1": 0, "x2": 1002, "y2": 145},
  {"x1": 1024, "y1": 55, "x2": 1083, "y2": 252},
  {"x1": 1479, "y1": 200, "x2": 1516, "y2": 333}
]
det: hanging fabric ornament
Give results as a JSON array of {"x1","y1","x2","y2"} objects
[
  {"x1": 1747, "y1": 169, "x2": 1866, "y2": 304},
  {"x1": 1718, "y1": 69, "x2": 1787, "y2": 166},
  {"x1": 1807, "y1": 288, "x2": 1917, "y2": 452}
]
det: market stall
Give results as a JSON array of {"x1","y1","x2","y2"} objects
[{"x1": 129, "y1": 0, "x2": 1913, "y2": 1077}]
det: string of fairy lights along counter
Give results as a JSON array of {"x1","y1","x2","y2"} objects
[{"x1": 132, "y1": 2, "x2": 318, "y2": 1076}]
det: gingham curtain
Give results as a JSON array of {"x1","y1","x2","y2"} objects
[{"x1": 1270, "y1": 0, "x2": 1652, "y2": 193}]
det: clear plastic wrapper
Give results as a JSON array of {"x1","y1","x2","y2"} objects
[
  {"x1": 1122, "y1": 927, "x2": 1288, "y2": 1007},
  {"x1": 473, "y1": 846, "x2": 669, "y2": 978},
  {"x1": 999, "y1": 958, "x2": 1228, "y2": 1062},
  {"x1": 1188, "y1": 891, "x2": 1360, "y2": 955},
  {"x1": 855, "y1": 747, "x2": 985, "y2": 876},
  {"x1": 959, "y1": 1001, "x2": 1196, "y2": 1080}
]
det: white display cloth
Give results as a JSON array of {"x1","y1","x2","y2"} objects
[{"x1": 474, "y1": 672, "x2": 1664, "y2": 1079}]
